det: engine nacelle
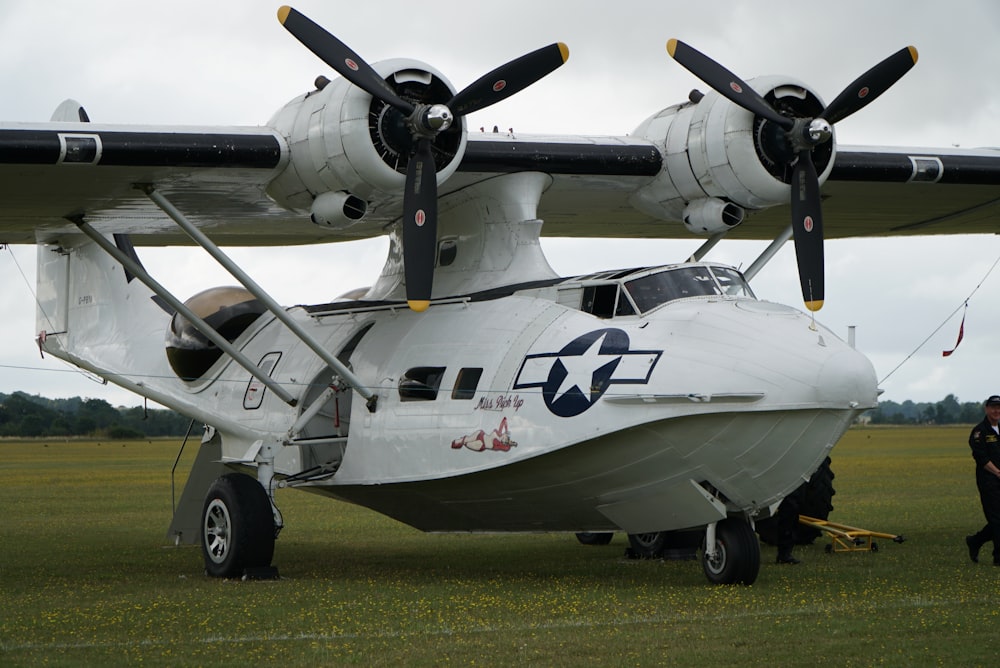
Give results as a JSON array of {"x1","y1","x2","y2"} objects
[
  {"x1": 266, "y1": 58, "x2": 468, "y2": 221},
  {"x1": 628, "y1": 75, "x2": 835, "y2": 226}
]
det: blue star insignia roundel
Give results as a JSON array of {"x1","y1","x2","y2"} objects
[{"x1": 513, "y1": 328, "x2": 662, "y2": 417}]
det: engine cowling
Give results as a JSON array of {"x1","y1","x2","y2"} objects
[
  {"x1": 628, "y1": 75, "x2": 835, "y2": 229},
  {"x1": 265, "y1": 58, "x2": 468, "y2": 225}
]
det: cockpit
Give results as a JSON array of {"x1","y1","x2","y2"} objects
[{"x1": 565, "y1": 263, "x2": 755, "y2": 318}]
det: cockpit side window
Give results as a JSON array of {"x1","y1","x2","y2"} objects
[
  {"x1": 581, "y1": 283, "x2": 637, "y2": 319},
  {"x1": 581, "y1": 284, "x2": 618, "y2": 318},
  {"x1": 625, "y1": 267, "x2": 720, "y2": 312},
  {"x1": 615, "y1": 291, "x2": 636, "y2": 316}
]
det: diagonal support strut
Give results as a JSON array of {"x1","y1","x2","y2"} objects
[
  {"x1": 72, "y1": 217, "x2": 299, "y2": 406},
  {"x1": 140, "y1": 184, "x2": 378, "y2": 412}
]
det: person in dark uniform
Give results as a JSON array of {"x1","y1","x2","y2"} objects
[
  {"x1": 775, "y1": 487, "x2": 803, "y2": 564},
  {"x1": 965, "y1": 395, "x2": 1000, "y2": 564}
]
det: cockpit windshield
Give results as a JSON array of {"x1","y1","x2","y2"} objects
[{"x1": 624, "y1": 265, "x2": 754, "y2": 313}]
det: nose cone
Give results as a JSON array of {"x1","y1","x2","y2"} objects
[{"x1": 816, "y1": 347, "x2": 878, "y2": 410}]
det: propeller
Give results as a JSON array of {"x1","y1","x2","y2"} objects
[
  {"x1": 278, "y1": 6, "x2": 569, "y2": 311},
  {"x1": 667, "y1": 39, "x2": 917, "y2": 311}
]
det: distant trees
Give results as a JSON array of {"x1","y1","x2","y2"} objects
[
  {"x1": 868, "y1": 393, "x2": 984, "y2": 425},
  {"x1": 0, "y1": 392, "x2": 192, "y2": 438},
  {"x1": 0, "y1": 390, "x2": 988, "y2": 436}
]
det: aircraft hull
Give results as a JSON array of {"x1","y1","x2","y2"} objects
[{"x1": 301, "y1": 405, "x2": 857, "y2": 534}]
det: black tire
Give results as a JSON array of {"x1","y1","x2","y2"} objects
[
  {"x1": 795, "y1": 456, "x2": 836, "y2": 543},
  {"x1": 576, "y1": 532, "x2": 614, "y2": 546},
  {"x1": 625, "y1": 530, "x2": 701, "y2": 560},
  {"x1": 757, "y1": 457, "x2": 836, "y2": 546},
  {"x1": 702, "y1": 518, "x2": 760, "y2": 585},
  {"x1": 201, "y1": 472, "x2": 275, "y2": 578},
  {"x1": 627, "y1": 532, "x2": 668, "y2": 558}
]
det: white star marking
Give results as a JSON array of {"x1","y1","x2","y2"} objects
[{"x1": 551, "y1": 332, "x2": 621, "y2": 401}]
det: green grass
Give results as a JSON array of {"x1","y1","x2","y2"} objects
[{"x1": 1, "y1": 427, "x2": 998, "y2": 666}]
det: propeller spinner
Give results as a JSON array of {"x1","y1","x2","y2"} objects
[
  {"x1": 278, "y1": 6, "x2": 569, "y2": 311},
  {"x1": 667, "y1": 39, "x2": 917, "y2": 311}
]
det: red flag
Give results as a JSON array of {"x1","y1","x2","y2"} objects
[{"x1": 943, "y1": 312, "x2": 965, "y2": 357}]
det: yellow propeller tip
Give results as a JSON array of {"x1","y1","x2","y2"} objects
[
  {"x1": 408, "y1": 300, "x2": 431, "y2": 313},
  {"x1": 277, "y1": 6, "x2": 291, "y2": 23},
  {"x1": 666, "y1": 39, "x2": 678, "y2": 56},
  {"x1": 805, "y1": 300, "x2": 824, "y2": 312},
  {"x1": 557, "y1": 42, "x2": 570, "y2": 63},
  {"x1": 908, "y1": 46, "x2": 919, "y2": 64}
]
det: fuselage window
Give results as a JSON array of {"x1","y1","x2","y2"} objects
[
  {"x1": 399, "y1": 366, "x2": 446, "y2": 401},
  {"x1": 452, "y1": 367, "x2": 484, "y2": 400}
]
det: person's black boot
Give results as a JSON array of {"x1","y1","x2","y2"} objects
[
  {"x1": 776, "y1": 551, "x2": 800, "y2": 564},
  {"x1": 966, "y1": 535, "x2": 981, "y2": 563}
]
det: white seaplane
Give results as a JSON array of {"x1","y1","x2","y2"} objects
[{"x1": 2, "y1": 7, "x2": 998, "y2": 584}]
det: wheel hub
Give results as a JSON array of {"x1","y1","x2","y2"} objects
[
  {"x1": 203, "y1": 499, "x2": 231, "y2": 564},
  {"x1": 703, "y1": 540, "x2": 728, "y2": 575}
]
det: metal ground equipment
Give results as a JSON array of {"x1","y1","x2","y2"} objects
[{"x1": 798, "y1": 515, "x2": 906, "y2": 553}]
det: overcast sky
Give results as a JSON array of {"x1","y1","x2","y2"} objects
[{"x1": 0, "y1": 0, "x2": 999, "y2": 408}]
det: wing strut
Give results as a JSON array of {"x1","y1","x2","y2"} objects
[
  {"x1": 138, "y1": 185, "x2": 378, "y2": 413},
  {"x1": 686, "y1": 231, "x2": 728, "y2": 263},
  {"x1": 742, "y1": 224, "x2": 794, "y2": 283},
  {"x1": 71, "y1": 217, "x2": 299, "y2": 407}
]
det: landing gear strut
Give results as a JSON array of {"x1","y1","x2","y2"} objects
[
  {"x1": 702, "y1": 517, "x2": 760, "y2": 585},
  {"x1": 201, "y1": 473, "x2": 276, "y2": 578}
]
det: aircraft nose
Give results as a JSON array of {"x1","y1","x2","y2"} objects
[{"x1": 816, "y1": 347, "x2": 878, "y2": 409}]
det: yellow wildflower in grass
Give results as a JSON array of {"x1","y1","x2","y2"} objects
[{"x1": 1, "y1": 429, "x2": 999, "y2": 665}]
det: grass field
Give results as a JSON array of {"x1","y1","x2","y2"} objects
[{"x1": 1, "y1": 426, "x2": 998, "y2": 666}]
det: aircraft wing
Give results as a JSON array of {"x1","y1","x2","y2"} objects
[
  {"x1": 462, "y1": 137, "x2": 1000, "y2": 240},
  {"x1": 0, "y1": 122, "x2": 314, "y2": 246},
  {"x1": 0, "y1": 121, "x2": 998, "y2": 246}
]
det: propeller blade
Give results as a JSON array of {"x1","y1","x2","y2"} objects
[
  {"x1": 448, "y1": 43, "x2": 569, "y2": 117},
  {"x1": 667, "y1": 39, "x2": 793, "y2": 130},
  {"x1": 277, "y1": 6, "x2": 415, "y2": 114},
  {"x1": 402, "y1": 139, "x2": 438, "y2": 312},
  {"x1": 789, "y1": 152, "x2": 825, "y2": 311},
  {"x1": 821, "y1": 46, "x2": 918, "y2": 125},
  {"x1": 279, "y1": 8, "x2": 568, "y2": 313}
]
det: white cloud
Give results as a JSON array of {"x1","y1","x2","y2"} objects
[{"x1": 0, "y1": 0, "x2": 999, "y2": 407}]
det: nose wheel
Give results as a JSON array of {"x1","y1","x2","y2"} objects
[{"x1": 702, "y1": 518, "x2": 760, "y2": 585}]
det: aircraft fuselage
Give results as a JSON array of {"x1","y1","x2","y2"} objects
[{"x1": 184, "y1": 263, "x2": 876, "y2": 535}]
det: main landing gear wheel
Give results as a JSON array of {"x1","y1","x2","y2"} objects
[
  {"x1": 627, "y1": 532, "x2": 668, "y2": 557},
  {"x1": 201, "y1": 473, "x2": 276, "y2": 579},
  {"x1": 702, "y1": 518, "x2": 760, "y2": 585}
]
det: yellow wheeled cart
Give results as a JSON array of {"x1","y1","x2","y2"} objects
[{"x1": 798, "y1": 515, "x2": 906, "y2": 553}]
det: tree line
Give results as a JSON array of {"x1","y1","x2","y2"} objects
[
  {"x1": 0, "y1": 392, "x2": 193, "y2": 438},
  {"x1": 0, "y1": 390, "x2": 988, "y2": 437},
  {"x1": 867, "y1": 394, "x2": 987, "y2": 425}
]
